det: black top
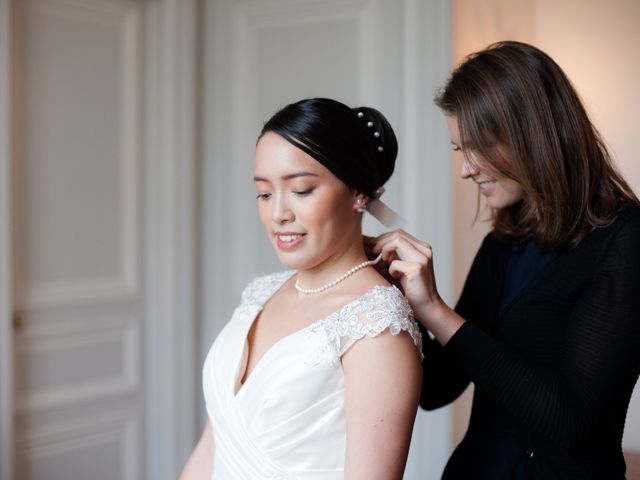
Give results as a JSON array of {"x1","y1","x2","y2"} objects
[
  {"x1": 421, "y1": 205, "x2": 640, "y2": 479},
  {"x1": 500, "y1": 236, "x2": 556, "y2": 314}
]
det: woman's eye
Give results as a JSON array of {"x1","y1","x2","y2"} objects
[
  {"x1": 256, "y1": 193, "x2": 271, "y2": 200},
  {"x1": 452, "y1": 145, "x2": 461, "y2": 152},
  {"x1": 293, "y1": 189, "x2": 313, "y2": 197}
]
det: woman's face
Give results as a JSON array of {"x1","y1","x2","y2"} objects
[
  {"x1": 254, "y1": 132, "x2": 362, "y2": 271},
  {"x1": 446, "y1": 115, "x2": 525, "y2": 210}
]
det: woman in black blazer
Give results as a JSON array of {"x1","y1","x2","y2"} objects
[{"x1": 373, "y1": 41, "x2": 640, "y2": 479}]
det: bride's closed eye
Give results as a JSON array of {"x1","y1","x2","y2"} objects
[
  {"x1": 293, "y1": 188, "x2": 314, "y2": 197},
  {"x1": 256, "y1": 192, "x2": 272, "y2": 200}
]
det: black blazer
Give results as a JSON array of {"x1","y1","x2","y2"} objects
[{"x1": 421, "y1": 205, "x2": 640, "y2": 479}]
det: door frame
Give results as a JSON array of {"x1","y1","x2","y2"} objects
[
  {"x1": 0, "y1": 0, "x2": 202, "y2": 478},
  {"x1": 0, "y1": 0, "x2": 15, "y2": 478},
  {"x1": 143, "y1": 0, "x2": 202, "y2": 478}
]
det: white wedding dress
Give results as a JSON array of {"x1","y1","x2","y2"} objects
[{"x1": 202, "y1": 271, "x2": 422, "y2": 480}]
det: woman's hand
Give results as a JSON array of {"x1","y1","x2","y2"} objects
[
  {"x1": 363, "y1": 235, "x2": 398, "y2": 286},
  {"x1": 371, "y1": 230, "x2": 465, "y2": 345},
  {"x1": 371, "y1": 230, "x2": 438, "y2": 312}
]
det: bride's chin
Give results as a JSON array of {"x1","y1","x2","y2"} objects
[
  {"x1": 274, "y1": 252, "x2": 303, "y2": 270},
  {"x1": 274, "y1": 252, "x2": 318, "y2": 272}
]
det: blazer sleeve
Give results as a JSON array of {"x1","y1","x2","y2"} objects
[
  {"x1": 443, "y1": 213, "x2": 640, "y2": 447},
  {"x1": 420, "y1": 233, "x2": 494, "y2": 410}
]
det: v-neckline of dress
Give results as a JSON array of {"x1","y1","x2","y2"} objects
[{"x1": 233, "y1": 274, "x2": 395, "y2": 398}]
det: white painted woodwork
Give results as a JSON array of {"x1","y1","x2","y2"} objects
[
  {"x1": 2, "y1": 0, "x2": 201, "y2": 478},
  {"x1": 142, "y1": 0, "x2": 200, "y2": 477},
  {"x1": 201, "y1": 1, "x2": 453, "y2": 478},
  {"x1": 10, "y1": 1, "x2": 146, "y2": 478},
  {"x1": 1, "y1": 0, "x2": 16, "y2": 477}
]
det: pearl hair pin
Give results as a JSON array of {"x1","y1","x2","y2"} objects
[
  {"x1": 294, "y1": 253, "x2": 384, "y2": 294},
  {"x1": 356, "y1": 111, "x2": 384, "y2": 153}
]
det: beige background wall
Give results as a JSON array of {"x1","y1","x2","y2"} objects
[{"x1": 451, "y1": 0, "x2": 640, "y2": 458}]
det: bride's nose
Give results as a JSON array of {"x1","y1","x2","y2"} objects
[{"x1": 272, "y1": 195, "x2": 294, "y2": 224}]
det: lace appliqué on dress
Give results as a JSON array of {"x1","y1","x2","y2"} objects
[
  {"x1": 306, "y1": 285, "x2": 423, "y2": 367},
  {"x1": 240, "y1": 271, "x2": 295, "y2": 307}
]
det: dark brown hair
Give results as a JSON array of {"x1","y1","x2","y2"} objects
[{"x1": 435, "y1": 41, "x2": 638, "y2": 250}]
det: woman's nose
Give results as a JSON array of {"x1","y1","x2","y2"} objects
[
  {"x1": 460, "y1": 156, "x2": 480, "y2": 179},
  {"x1": 272, "y1": 196, "x2": 294, "y2": 224}
]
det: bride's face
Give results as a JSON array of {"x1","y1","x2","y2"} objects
[{"x1": 253, "y1": 132, "x2": 362, "y2": 271}]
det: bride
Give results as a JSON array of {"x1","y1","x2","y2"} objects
[{"x1": 181, "y1": 98, "x2": 423, "y2": 479}]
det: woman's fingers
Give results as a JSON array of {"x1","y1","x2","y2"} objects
[
  {"x1": 387, "y1": 257, "x2": 435, "y2": 316},
  {"x1": 374, "y1": 229, "x2": 432, "y2": 258},
  {"x1": 378, "y1": 236, "x2": 431, "y2": 267},
  {"x1": 372, "y1": 231, "x2": 460, "y2": 343},
  {"x1": 371, "y1": 231, "x2": 439, "y2": 306},
  {"x1": 388, "y1": 259, "x2": 423, "y2": 280},
  {"x1": 373, "y1": 232, "x2": 441, "y2": 315}
]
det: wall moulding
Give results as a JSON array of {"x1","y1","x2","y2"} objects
[
  {"x1": 16, "y1": 409, "x2": 138, "y2": 480},
  {"x1": 14, "y1": 320, "x2": 138, "y2": 413},
  {"x1": 14, "y1": 0, "x2": 143, "y2": 312}
]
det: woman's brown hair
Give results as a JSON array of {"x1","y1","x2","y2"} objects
[{"x1": 435, "y1": 40, "x2": 638, "y2": 250}]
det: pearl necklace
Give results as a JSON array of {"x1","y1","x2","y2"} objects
[{"x1": 294, "y1": 253, "x2": 383, "y2": 294}]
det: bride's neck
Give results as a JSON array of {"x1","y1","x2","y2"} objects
[{"x1": 296, "y1": 243, "x2": 369, "y2": 287}]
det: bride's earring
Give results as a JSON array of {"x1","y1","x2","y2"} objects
[{"x1": 355, "y1": 197, "x2": 366, "y2": 213}]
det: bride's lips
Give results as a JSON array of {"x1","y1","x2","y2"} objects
[{"x1": 275, "y1": 232, "x2": 306, "y2": 250}]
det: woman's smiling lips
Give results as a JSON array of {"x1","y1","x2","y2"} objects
[
  {"x1": 275, "y1": 232, "x2": 306, "y2": 250},
  {"x1": 476, "y1": 179, "x2": 496, "y2": 194}
]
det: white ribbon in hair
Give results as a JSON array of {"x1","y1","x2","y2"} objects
[{"x1": 365, "y1": 187, "x2": 406, "y2": 228}]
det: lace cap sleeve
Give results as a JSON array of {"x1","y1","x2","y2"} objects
[
  {"x1": 311, "y1": 285, "x2": 423, "y2": 363},
  {"x1": 240, "y1": 271, "x2": 294, "y2": 307}
]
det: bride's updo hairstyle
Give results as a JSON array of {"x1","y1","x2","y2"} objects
[{"x1": 259, "y1": 98, "x2": 398, "y2": 197}]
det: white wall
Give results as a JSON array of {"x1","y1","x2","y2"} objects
[{"x1": 534, "y1": 0, "x2": 640, "y2": 197}]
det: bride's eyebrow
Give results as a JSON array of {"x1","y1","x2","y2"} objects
[
  {"x1": 281, "y1": 172, "x2": 319, "y2": 180},
  {"x1": 253, "y1": 172, "x2": 319, "y2": 182}
]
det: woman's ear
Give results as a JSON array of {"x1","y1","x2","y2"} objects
[{"x1": 353, "y1": 192, "x2": 368, "y2": 213}]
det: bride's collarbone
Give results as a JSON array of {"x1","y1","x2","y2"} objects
[
  {"x1": 259, "y1": 277, "x2": 385, "y2": 332},
  {"x1": 267, "y1": 285, "x2": 362, "y2": 321},
  {"x1": 259, "y1": 289, "x2": 330, "y2": 327}
]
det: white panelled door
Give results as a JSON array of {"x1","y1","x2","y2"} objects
[
  {"x1": 1, "y1": 0, "x2": 200, "y2": 479},
  {"x1": 10, "y1": 1, "x2": 145, "y2": 479}
]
